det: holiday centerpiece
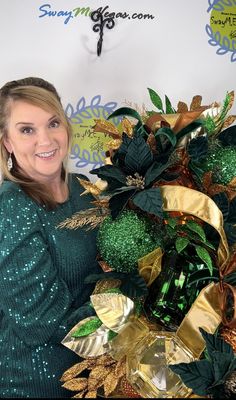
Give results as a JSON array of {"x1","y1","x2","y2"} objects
[{"x1": 59, "y1": 88, "x2": 236, "y2": 398}]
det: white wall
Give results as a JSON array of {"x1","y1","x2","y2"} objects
[{"x1": 0, "y1": 0, "x2": 235, "y2": 177}]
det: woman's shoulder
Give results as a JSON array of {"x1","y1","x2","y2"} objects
[
  {"x1": 0, "y1": 180, "x2": 32, "y2": 209},
  {"x1": 0, "y1": 180, "x2": 22, "y2": 198}
]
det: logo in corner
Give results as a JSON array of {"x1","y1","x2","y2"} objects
[{"x1": 206, "y1": 0, "x2": 236, "y2": 62}]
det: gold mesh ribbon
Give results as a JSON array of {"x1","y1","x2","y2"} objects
[{"x1": 160, "y1": 185, "x2": 230, "y2": 358}]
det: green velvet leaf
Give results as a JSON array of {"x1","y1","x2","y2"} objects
[
  {"x1": 175, "y1": 237, "x2": 190, "y2": 253},
  {"x1": 155, "y1": 127, "x2": 177, "y2": 147},
  {"x1": 211, "y1": 351, "x2": 235, "y2": 382},
  {"x1": 186, "y1": 220, "x2": 206, "y2": 242},
  {"x1": 199, "y1": 328, "x2": 234, "y2": 359},
  {"x1": 169, "y1": 360, "x2": 214, "y2": 396},
  {"x1": 120, "y1": 271, "x2": 148, "y2": 298},
  {"x1": 165, "y1": 94, "x2": 176, "y2": 114},
  {"x1": 224, "y1": 222, "x2": 236, "y2": 246},
  {"x1": 90, "y1": 165, "x2": 126, "y2": 189},
  {"x1": 109, "y1": 188, "x2": 136, "y2": 219},
  {"x1": 187, "y1": 136, "x2": 208, "y2": 163},
  {"x1": 132, "y1": 188, "x2": 163, "y2": 218},
  {"x1": 125, "y1": 135, "x2": 153, "y2": 174},
  {"x1": 144, "y1": 161, "x2": 170, "y2": 187},
  {"x1": 195, "y1": 246, "x2": 213, "y2": 275},
  {"x1": 107, "y1": 107, "x2": 143, "y2": 126},
  {"x1": 176, "y1": 120, "x2": 203, "y2": 140},
  {"x1": 147, "y1": 88, "x2": 164, "y2": 112},
  {"x1": 72, "y1": 317, "x2": 103, "y2": 338},
  {"x1": 219, "y1": 125, "x2": 236, "y2": 147},
  {"x1": 188, "y1": 160, "x2": 205, "y2": 182},
  {"x1": 112, "y1": 134, "x2": 132, "y2": 166},
  {"x1": 228, "y1": 196, "x2": 236, "y2": 223},
  {"x1": 212, "y1": 192, "x2": 229, "y2": 221}
]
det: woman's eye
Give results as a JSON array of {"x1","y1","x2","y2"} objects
[
  {"x1": 49, "y1": 119, "x2": 60, "y2": 128},
  {"x1": 20, "y1": 127, "x2": 33, "y2": 135}
]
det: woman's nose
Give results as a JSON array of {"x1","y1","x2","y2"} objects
[{"x1": 37, "y1": 128, "x2": 52, "y2": 146}]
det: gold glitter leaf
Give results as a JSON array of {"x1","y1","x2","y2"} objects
[
  {"x1": 93, "y1": 119, "x2": 120, "y2": 139},
  {"x1": 92, "y1": 199, "x2": 110, "y2": 209},
  {"x1": 72, "y1": 390, "x2": 86, "y2": 398},
  {"x1": 114, "y1": 358, "x2": 126, "y2": 378},
  {"x1": 221, "y1": 115, "x2": 236, "y2": 130},
  {"x1": 89, "y1": 365, "x2": 110, "y2": 382},
  {"x1": 60, "y1": 360, "x2": 89, "y2": 382},
  {"x1": 227, "y1": 90, "x2": 234, "y2": 111},
  {"x1": 177, "y1": 101, "x2": 188, "y2": 113},
  {"x1": 121, "y1": 117, "x2": 134, "y2": 137},
  {"x1": 96, "y1": 354, "x2": 117, "y2": 367},
  {"x1": 62, "y1": 377, "x2": 88, "y2": 391},
  {"x1": 106, "y1": 138, "x2": 122, "y2": 150},
  {"x1": 77, "y1": 177, "x2": 102, "y2": 197},
  {"x1": 190, "y1": 95, "x2": 202, "y2": 111},
  {"x1": 84, "y1": 391, "x2": 97, "y2": 398},
  {"x1": 104, "y1": 370, "x2": 119, "y2": 397}
]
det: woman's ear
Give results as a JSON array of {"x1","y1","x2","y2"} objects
[{"x1": 3, "y1": 137, "x2": 13, "y2": 154}]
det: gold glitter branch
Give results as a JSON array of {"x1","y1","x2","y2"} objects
[
  {"x1": 60, "y1": 354, "x2": 126, "y2": 398},
  {"x1": 57, "y1": 208, "x2": 110, "y2": 231}
]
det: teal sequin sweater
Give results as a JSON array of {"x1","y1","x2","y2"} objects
[{"x1": 0, "y1": 174, "x2": 100, "y2": 398}]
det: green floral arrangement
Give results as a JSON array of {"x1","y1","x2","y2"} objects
[{"x1": 59, "y1": 88, "x2": 236, "y2": 398}]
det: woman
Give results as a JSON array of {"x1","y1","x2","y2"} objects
[{"x1": 0, "y1": 77, "x2": 100, "y2": 398}]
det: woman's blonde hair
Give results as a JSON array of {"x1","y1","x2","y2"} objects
[{"x1": 0, "y1": 77, "x2": 72, "y2": 209}]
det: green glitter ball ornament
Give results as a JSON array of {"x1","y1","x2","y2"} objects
[
  {"x1": 203, "y1": 145, "x2": 236, "y2": 185},
  {"x1": 97, "y1": 210, "x2": 161, "y2": 273}
]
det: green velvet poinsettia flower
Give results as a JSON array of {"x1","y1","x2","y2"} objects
[
  {"x1": 90, "y1": 107, "x2": 203, "y2": 219},
  {"x1": 169, "y1": 328, "x2": 236, "y2": 398}
]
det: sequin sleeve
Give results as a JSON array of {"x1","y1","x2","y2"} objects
[{"x1": 0, "y1": 189, "x2": 79, "y2": 346}]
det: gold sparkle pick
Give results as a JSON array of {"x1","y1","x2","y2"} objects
[
  {"x1": 77, "y1": 177, "x2": 102, "y2": 197},
  {"x1": 93, "y1": 119, "x2": 121, "y2": 139}
]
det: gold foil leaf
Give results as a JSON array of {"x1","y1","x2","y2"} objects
[
  {"x1": 62, "y1": 377, "x2": 88, "y2": 391},
  {"x1": 60, "y1": 360, "x2": 89, "y2": 382},
  {"x1": 93, "y1": 119, "x2": 120, "y2": 139},
  {"x1": 172, "y1": 110, "x2": 203, "y2": 134},
  {"x1": 61, "y1": 317, "x2": 111, "y2": 358},
  {"x1": 90, "y1": 293, "x2": 135, "y2": 333},
  {"x1": 138, "y1": 247, "x2": 163, "y2": 287}
]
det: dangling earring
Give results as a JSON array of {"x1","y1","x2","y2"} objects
[{"x1": 7, "y1": 153, "x2": 13, "y2": 171}]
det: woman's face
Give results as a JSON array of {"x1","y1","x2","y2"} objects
[{"x1": 3, "y1": 100, "x2": 68, "y2": 184}]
